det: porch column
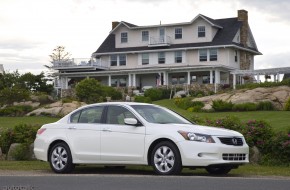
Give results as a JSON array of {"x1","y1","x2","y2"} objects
[
  {"x1": 277, "y1": 74, "x2": 280, "y2": 82},
  {"x1": 64, "y1": 77, "x2": 68, "y2": 89},
  {"x1": 210, "y1": 70, "x2": 213, "y2": 84},
  {"x1": 214, "y1": 69, "x2": 220, "y2": 93},
  {"x1": 128, "y1": 74, "x2": 132, "y2": 87},
  {"x1": 108, "y1": 75, "x2": 111, "y2": 86},
  {"x1": 132, "y1": 73, "x2": 136, "y2": 87},
  {"x1": 233, "y1": 74, "x2": 236, "y2": 90},
  {"x1": 274, "y1": 74, "x2": 277, "y2": 82},
  {"x1": 257, "y1": 74, "x2": 260, "y2": 83},
  {"x1": 163, "y1": 72, "x2": 167, "y2": 85},
  {"x1": 187, "y1": 71, "x2": 191, "y2": 85}
]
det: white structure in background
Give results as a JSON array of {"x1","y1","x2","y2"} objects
[{"x1": 0, "y1": 64, "x2": 4, "y2": 74}]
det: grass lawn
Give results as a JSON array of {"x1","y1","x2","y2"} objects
[{"x1": 154, "y1": 99, "x2": 290, "y2": 133}]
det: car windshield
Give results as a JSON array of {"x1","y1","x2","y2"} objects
[{"x1": 131, "y1": 105, "x2": 191, "y2": 124}]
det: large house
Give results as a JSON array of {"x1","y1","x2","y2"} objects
[{"x1": 53, "y1": 10, "x2": 261, "y2": 92}]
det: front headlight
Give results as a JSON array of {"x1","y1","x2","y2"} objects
[{"x1": 178, "y1": 131, "x2": 215, "y2": 143}]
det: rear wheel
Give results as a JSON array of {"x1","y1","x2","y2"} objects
[
  {"x1": 49, "y1": 142, "x2": 74, "y2": 173},
  {"x1": 151, "y1": 141, "x2": 182, "y2": 175},
  {"x1": 206, "y1": 166, "x2": 232, "y2": 175}
]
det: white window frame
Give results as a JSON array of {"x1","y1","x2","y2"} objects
[
  {"x1": 142, "y1": 53, "x2": 149, "y2": 65},
  {"x1": 198, "y1": 26, "x2": 205, "y2": 37},
  {"x1": 119, "y1": 54, "x2": 127, "y2": 66},
  {"x1": 209, "y1": 49, "x2": 218, "y2": 61},
  {"x1": 121, "y1": 32, "x2": 128, "y2": 43},
  {"x1": 199, "y1": 49, "x2": 207, "y2": 62},
  {"x1": 110, "y1": 55, "x2": 118, "y2": 66},
  {"x1": 158, "y1": 52, "x2": 165, "y2": 64},
  {"x1": 142, "y1": 31, "x2": 149, "y2": 42},
  {"x1": 175, "y1": 51, "x2": 182, "y2": 63},
  {"x1": 175, "y1": 28, "x2": 182, "y2": 39}
]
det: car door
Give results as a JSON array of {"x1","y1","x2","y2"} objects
[
  {"x1": 66, "y1": 106, "x2": 104, "y2": 162},
  {"x1": 101, "y1": 105, "x2": 145, "y2": 162}
]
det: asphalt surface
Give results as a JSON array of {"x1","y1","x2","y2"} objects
[{"x1": 0, "y1": 170, "x2": 289, "y2": 190}]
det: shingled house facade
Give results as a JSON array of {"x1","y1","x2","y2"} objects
[{"x1": 53, "y1": 10, "x2": 261, "y2": 92}]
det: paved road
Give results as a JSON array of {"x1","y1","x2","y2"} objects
[{"x1": 0, "y1": 171, "x2": 289, "y2": 190}]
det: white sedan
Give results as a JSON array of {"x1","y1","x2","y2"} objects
[{"x1": 34, "y1": 102, "x2": 249, "y2": 175}]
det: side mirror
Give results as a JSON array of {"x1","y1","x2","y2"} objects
[{"x1": 124, "y1": 118, "x2": 141, "y2": 126}]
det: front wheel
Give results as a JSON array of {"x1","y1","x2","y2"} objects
[
  {"x1": 206, "y1": 166, "x2": 232, "y2": 175},
  {"x1": 151, "y1": 141, "x2": 182, "y2": 175},
  {"x1": 49, "y1": 142, "x2": 74, "y2": 173}
]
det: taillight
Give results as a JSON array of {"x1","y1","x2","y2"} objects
[{"x1": 37, "y1": 128, "x2": 46, "y2": 135}]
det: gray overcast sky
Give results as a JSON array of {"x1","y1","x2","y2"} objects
[{"x1": 1, "y1": 0, "x2": 290, "y2": 74}]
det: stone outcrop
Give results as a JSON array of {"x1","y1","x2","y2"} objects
[
  {"x1": 193, "y1": 86, "x2": 290, "y2": 110},
  {"x1": 27, "y1": 101, "x2": 86, "y2": 117}
]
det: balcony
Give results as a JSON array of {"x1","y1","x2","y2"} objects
[
  {"x1": 148, "y1": 36, "x2": 171, "y2": 47},
  {"x1": 52, "y1": 58, "x2": 109, "y2": 71}
]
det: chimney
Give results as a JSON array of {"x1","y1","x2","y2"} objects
[
  {"x1": 112, "y1": 21, "x2": 119, "y2": 30},
  {"x1": 238, "y1": 10, "x2": 248, "y2": 47}
]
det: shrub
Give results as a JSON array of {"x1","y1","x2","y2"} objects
[
  {"x1": 257, "y1": 101, "x2": 274, "y2": 111},
  {"x1": 0, "y1": 87, "x2": 30, "y2": 105},
  {"x1": 205, "y1": 116, "x2": 243, "y2": 132},
  {"x1": 75, "y1": 78, "x2": 122, "y2": 103},
  {"x1": 242, "y1": 120, "x2": 274, "y2": 152},
  {"x1": 0, "y1": 105, "x2": 33, "y2": 116},
  {"x1": 144, "y1": 88, "x2": 163, "y2": 101},
  {"x1": 212, "y1": 99, "x2": 233, "y2": 112},
  {"x1": 175, "y1": 98, "x2": 205, "y2": 111},
  {"x1": 232, "y1": 102, "x2": 257, "y2": 111},
  {"x1": 134, "y1": 95, "x2": 152, "y2": 103},
  {"x1": 11, "y1": 144, "x2": 30, "y2": 161},
  {"x1": 0, "y1": 124, "x2": 40, "y2": 154},
  {"x1": 284, "y1": 97, "x2": 290, "y2": 111}
]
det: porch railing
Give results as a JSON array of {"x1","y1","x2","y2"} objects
[
  {"x1": 148, "y1": 36, "x2": 171, "y2": 47},
  {"x1": 52, "y1": 58, "x2": 108, "y2": 69}
]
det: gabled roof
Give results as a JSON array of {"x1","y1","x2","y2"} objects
[{"x1": 94, "y1": 15, "x2": 261, "y2": 55}]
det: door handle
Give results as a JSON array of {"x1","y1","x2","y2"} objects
[
  {"x1": 102, "y1": 128, "x2": 112, "y2": 132},
  {"x1": 68, "y1": 126, "x2": 76, "y2": 129}
]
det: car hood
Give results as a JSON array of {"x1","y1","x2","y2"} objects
[{"x1": 149, "y1": 123, "x2": 243, "y2": 137}]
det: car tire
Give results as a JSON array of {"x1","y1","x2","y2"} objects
[
  {"x1": 49, "y1": 142, "x2": 74, "y2": 173},
  {"x1": 205, "y1": 166, "x2": 232, "y2": 175},
  {"x1": 151, "y1": 141, "x2": 182, "y2": 175}
]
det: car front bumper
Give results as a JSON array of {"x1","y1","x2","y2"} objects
[{"x1": 177, "y1": 140, "x2": 249, "y2": 167}]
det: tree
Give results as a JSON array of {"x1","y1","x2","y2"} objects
[
  {"x1": 45, "y1": 46, "x2": 71, "y2": 69},
  {"x1": 49, "y1": 46, "x2": 71, "y2": 63}
]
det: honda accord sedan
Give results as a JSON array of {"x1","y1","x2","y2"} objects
[{"x1": 34, "y1": 102, "x2": 249, "y2": 175}]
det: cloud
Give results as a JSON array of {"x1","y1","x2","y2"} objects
[{"x1": 255, "y1": 51, "x2": 290, "y2": 69}]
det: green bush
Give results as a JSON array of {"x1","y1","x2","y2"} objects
[
  {"x1": 11, "y1": 144, "x2": 30, "y2": 161},
  {"x1": 242, "y1": 120, "x2": 274, "y2": 152},
  {"x1": 144, "y1": 88, "x2": 163, "y2": 101},
  {"x1": 257, "y1": 101, "x2": 274, "y2": 111},
  {"x1": 232, "y1": 102, "x2": 257, "y2": 111},
  {"x1": 75, "y1": 78, "x2": 122, "y2": 103},
  {"x1": 0, "y1": 105, "x2": 33, "y2": 116},
  {"x1": 205, "y1": 116, "x2": 243, "y2": 132},
  {"x1": 284, "y1": 97, "x2": 290, "y2": 111},
  {"x1": 0, "y1": 124, "x2": 40, "y2": 154},
  {"x1": 0, "y1": 87, "x2": 30, "y2": 105},
  {"x1": 134, "y1": 96, "x2": 152, "y2": 103},
  {"x1": 212, "y1": 99, "x2": 233, "y2": 112}
]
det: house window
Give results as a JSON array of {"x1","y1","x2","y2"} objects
[
  {"x1": 142, "y1": 31, "x2": 149, "y2": 42},
  {"x1": 191, "y1": 76, "x2": 197, "y2": 82},
  {"x1": 119, "y1": 54, "x2": 126, "y2": 66},
  {"x1": 110, "y1": 55, "x2": 117, "y2": 66},
  {"x1": 235, "y1": 50, "x2": 238, "y2": 62},
  {"x1": 158, "y1": 52, "x2": 165, "y2": 64},
  {"x1": 142, "y1": 53, "x2": 149, "y2": 65},
  {"x1": 209, "y1": 49, "x2": 217, "y2": 61},
  {"x1": 202, "y1": 76, "x2": 210, "y2": 84},
  {"x1": 175, "y1": 28, "x2": 182, "y2": 39},
  {"x1": 198, "y1": 26, "x2": 205, "y2": 37},
  {"x1": 199, "y1": 49, "x2": 207, "y2": 61},
  {"x1": 175, "y1": 51, "x2": 182, "y2": 63},
  {"x1": 121, "y1": 32, "x2": 128, "y2": 43}
]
